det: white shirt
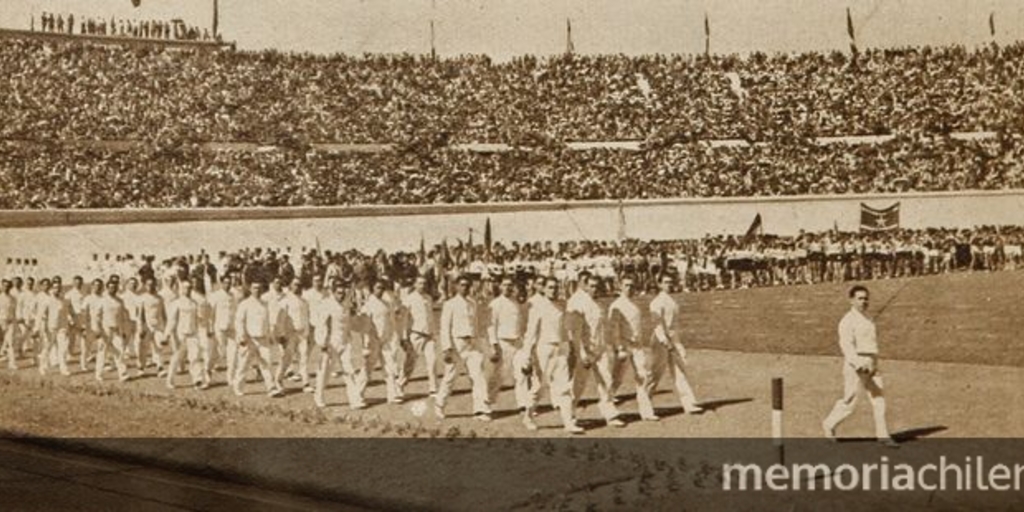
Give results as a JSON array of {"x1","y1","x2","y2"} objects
[
  {"x1": 281, "y1": 292, "x2": 310, "y2": 335},
  {"x1": 649, "y1": 291, "x2": 680, "y2": 345},
  {"x1": 566, "y1": 289, "x2": 605, "y2": 349},
  {"x1": 360, "y1": 293, "x2": 397, "y2": 344},
  {"x1": 403, "y1": 291, "x2": 434, "y2": 336},
  {"x1": 838, "y1": 308, "x2": 878, "y2": 360},
  {"x1": 207, "y1": 288, "x2": 237, "y2": 332},
  {"x1": 440, "y1": 294, "x2": 478, "y2": 350},
  {"x1": 488, "y1": 295, "x2": 523, "y2": 343},
  {"x1": 609, "y1": 295, "x2": 645, "y2": 346},
  {"x1": 523, "y1": 295, "x2": 570, "y2": 349},
  {"x1": 235, "y1": 296, "x2": 270, "y2": 339}
]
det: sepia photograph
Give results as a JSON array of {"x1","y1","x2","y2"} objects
[{"x1": 1, "y1": 0, "x2": 1024, "y2": 509}]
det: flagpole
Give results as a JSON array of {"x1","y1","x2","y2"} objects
[
  {"x1": 846, "y1": 7, "x2": 857, "y2": 56},
  {"x1": 430, "y1": 0, "x2": 437, "y2": 59},
  {"x1": 989, "y1": 11, "x2": 996, "y2": 45},
  {"x1": 212, "y1": 0, "x2": 219, "y2": 39},
  {"x1": 704, "y1": 12, "x2": 710, "y2": 57},
  {"x1": 566, "y1": 17, "x2": 574, "y2": 55}
]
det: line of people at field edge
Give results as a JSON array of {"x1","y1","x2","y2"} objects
[
  {"x1": 35, "y1": 13, "x2": 214, "y2": 42},
  {"x1": 0, "y1": 269, "x2": 704, "y2": 434}
]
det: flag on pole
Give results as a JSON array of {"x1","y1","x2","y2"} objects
[
  {"x1": 566, "y1": 18, "x2": 575, "y2": 55},
  {"x1": 616, "y1": 201, "x2": 627, "y2": 242},
  {"x1": 859, "y1": 203, "x2": 900, "y2": 232},
  {"x1": 741, "y1": 213, "x2": 763, "y2": 245},
  {"x1": 846, "y1": 7, "x2": 858, "y2": 55},
  {"x1": 418, "y1": 234, "x2": 426, "y2": 266},
  {"x1": 989, "y1": 12, "x2": 996, "y2": 39},
  {"x1": 484, "y1": 218, "x2": 492, "y2": 255},
  {"x1": 315, "y1": 236, "x2": 322, "y2": 255},
  {"x1": 704, "y1": 12, "x2": 710, "y2": 56},
  {"x1": 430, "y1": 20, "x2": 437, "y2": 59},
  {"x1": 213, "y1": 0, "x2": 219, "y2": 37}
]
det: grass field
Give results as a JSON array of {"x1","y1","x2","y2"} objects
[{"x1": 675, "y1": 270, "x2": 1024, "y2": 368}]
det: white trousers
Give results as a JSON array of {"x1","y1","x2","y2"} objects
[{"x1": 823, "y1": 357, "x2": 891, "y2": 439}]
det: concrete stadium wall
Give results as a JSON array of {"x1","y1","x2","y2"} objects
[{"x1": 3, "y1": 190, "x2": 1024, "y2": 277}]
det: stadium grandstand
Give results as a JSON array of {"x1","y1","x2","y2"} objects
[{"x1": 1, "y1": 1, "x2": 1024, "y2": 208}]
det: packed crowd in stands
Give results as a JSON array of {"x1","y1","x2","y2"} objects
[
  {"x1": 3, "y1": 134, "x2": 1023, "y2": 208},
  {"x1": 35, "y1": 12, "x2": 214, "y2": 42},
  {"x1": 2, "y1": 37, "x2": 1023, "y2": 144}
]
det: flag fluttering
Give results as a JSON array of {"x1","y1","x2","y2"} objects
[
  {"x1": 860, "y1": 203, "x2": 900, "y2": 232},
  {"x1": 741, "y1": 213, "x2": 763, "y2": 245}
]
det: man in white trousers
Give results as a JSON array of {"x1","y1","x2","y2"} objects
[
  {"x1": 279, "y1": 279, "x2": 311, "y2": 392},
  {"x1": 487, "y1": 276, "x2": 541, "y2": 430},
  {"x1": 164, "y1": 279, "x2": 208, "y2": 390},
  {"x1": 207, "y1": 275, "x2": 238, "y2": 387},
  {"x1": 823, "y1": 285, "x2": 899, "y2": 448},
  {"x1": 95, "y1": 280, "x2": 130, "y2": 382},
  {"x1": 0, "y1": 280, "x2": 17, "y2": 370},
  {"x1": 313, "y1": 283, "x2": 361, "y2": 409},
  {"x1": 36, "y1": 279, "x2": 72, "y2": 376},
  {"x1": 436, "y1": 275, "x2": 492, "y2": 421},
  {"x1": 403, "y1": 276, "x2": 438, "y2": 396},
  {"x1": 608, "y1": 278, "x2": 659, "y2": 422},
  {"x1": 234, "y1": 282, "x2": 284, "y2": 398},
  {"x1": 524, "y1": 277, "x2": 584, "y2": 434},
  {"x1": 567, "y1": 272, "x2": 625, "y2": 428},
  {"x1": 361, "y1": 279, "x2": 405, "y2": 404},
  {"x1": 649, "y1": 274, "x2": 704, "y2": 415}
]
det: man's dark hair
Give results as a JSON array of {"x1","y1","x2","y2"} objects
[{"x1": 849, "y1": 285, "x2": 869, "y2": 298}]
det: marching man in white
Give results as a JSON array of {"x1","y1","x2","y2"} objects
[
  {"x1": 649, "y1": 274, "x2": 704, "y2": 415},
  {"x1": 823, "y1": 285, "x2": 899, "y2": 448},
  {"x1": 567, "y1": 272, "x2": 625, "y2": 427},
  {"x1": 487, "y1": 276, "x2": 540, "y2": 430},
  {"x1": 313, "y1": 283, "x2": 362, "y2": 409},
  {"x1": 207, "y1": 275, "x2": 239, "y2": 387},
  {"x1": 524, "y1": 277, "x2": 584, "y2": 434},
  {"x1": 360, "y1": 279, "x2": 405, "y2": 404},
  {"x1": 36, "y1": 279, "x2": 72, "y2": 376},
  {"x1": 608, "y1": 277, "x2": 659, "y2": 422},
  {"x1": 436, "y1": 275, "x2": 491, "y2": 421},
  {"x1": 95, "y1": 280, "x2": 130, "y2": 382},
  {"x1": 234, "y1": 282, "x2": 284, "y2": 398}
]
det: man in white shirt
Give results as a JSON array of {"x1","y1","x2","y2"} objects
[
  {"x1": 403, "y1": 276, "x2": 438, "y2": 396},
  {"x1": 36, "y1": 279, "x2": 72, "y2": 376},
  {"x1": 0, "y1": 280, "x2": 17, "y2": 370},
  {"x1": 234, "y1": 282, "x2": 284, "y2": 398},
  {"x1": 524, "y1": 277, "x2": 583, "y2": 434},
  {"x1": 278, "y1": 279, "x2": 311, "y2": 391},
  {"x1": 83, "y1": 278, "x2": 106, "y2": 374},
  {"x1": 608, "y1": 277, "x2": 659, "y2": 422},
  {"x1": 165, "y1": 279, "x2": 208, "y2": 390},
  {"x1": 313, "y1": 283, "x2": 361, "y2": 409},
  {"x1": 823, "y1": 285, "x2": 899, "y2": 448},
  {"x1": 64, "y1": 276, "x2": 88, "y2": 371},
  {"x1": 436, "y1": 275, "x2": 491, "y2": 421},
  {"x1": 361, "y1": 279, "x2": 405, "y2": 404},
  {"x1": 299, "y1": 275, "x2": 328, "y2": 392},
  {"x1": 122, "y1": 277, "x2": 144, "y2": 374},
  {"x1": 567, "y1": 272, "x2": 624, "y2": 428},
  {"x1": 488, "y1": 276, "x2": 540, "y2": 430},
  {"x1": 95, "y1": 280, "x2": 130, "y2": 382},
  {"x1": 207, "y1": 275, "x2": 238, "y2": 387},
  {"x1": 649, "y1": 274, "x2": 703, "y2": 415},
  {"x1": 138, "y1": 278, "x2": 167, "y2": 377}
]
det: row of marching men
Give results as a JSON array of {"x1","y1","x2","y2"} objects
[{"x1": 0, "y1": 269, "x2": 705, "y2": 434}]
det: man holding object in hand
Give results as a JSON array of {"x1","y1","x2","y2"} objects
[{"x1": 823, "y1": 285, "x2": 899, "y2": 448}]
